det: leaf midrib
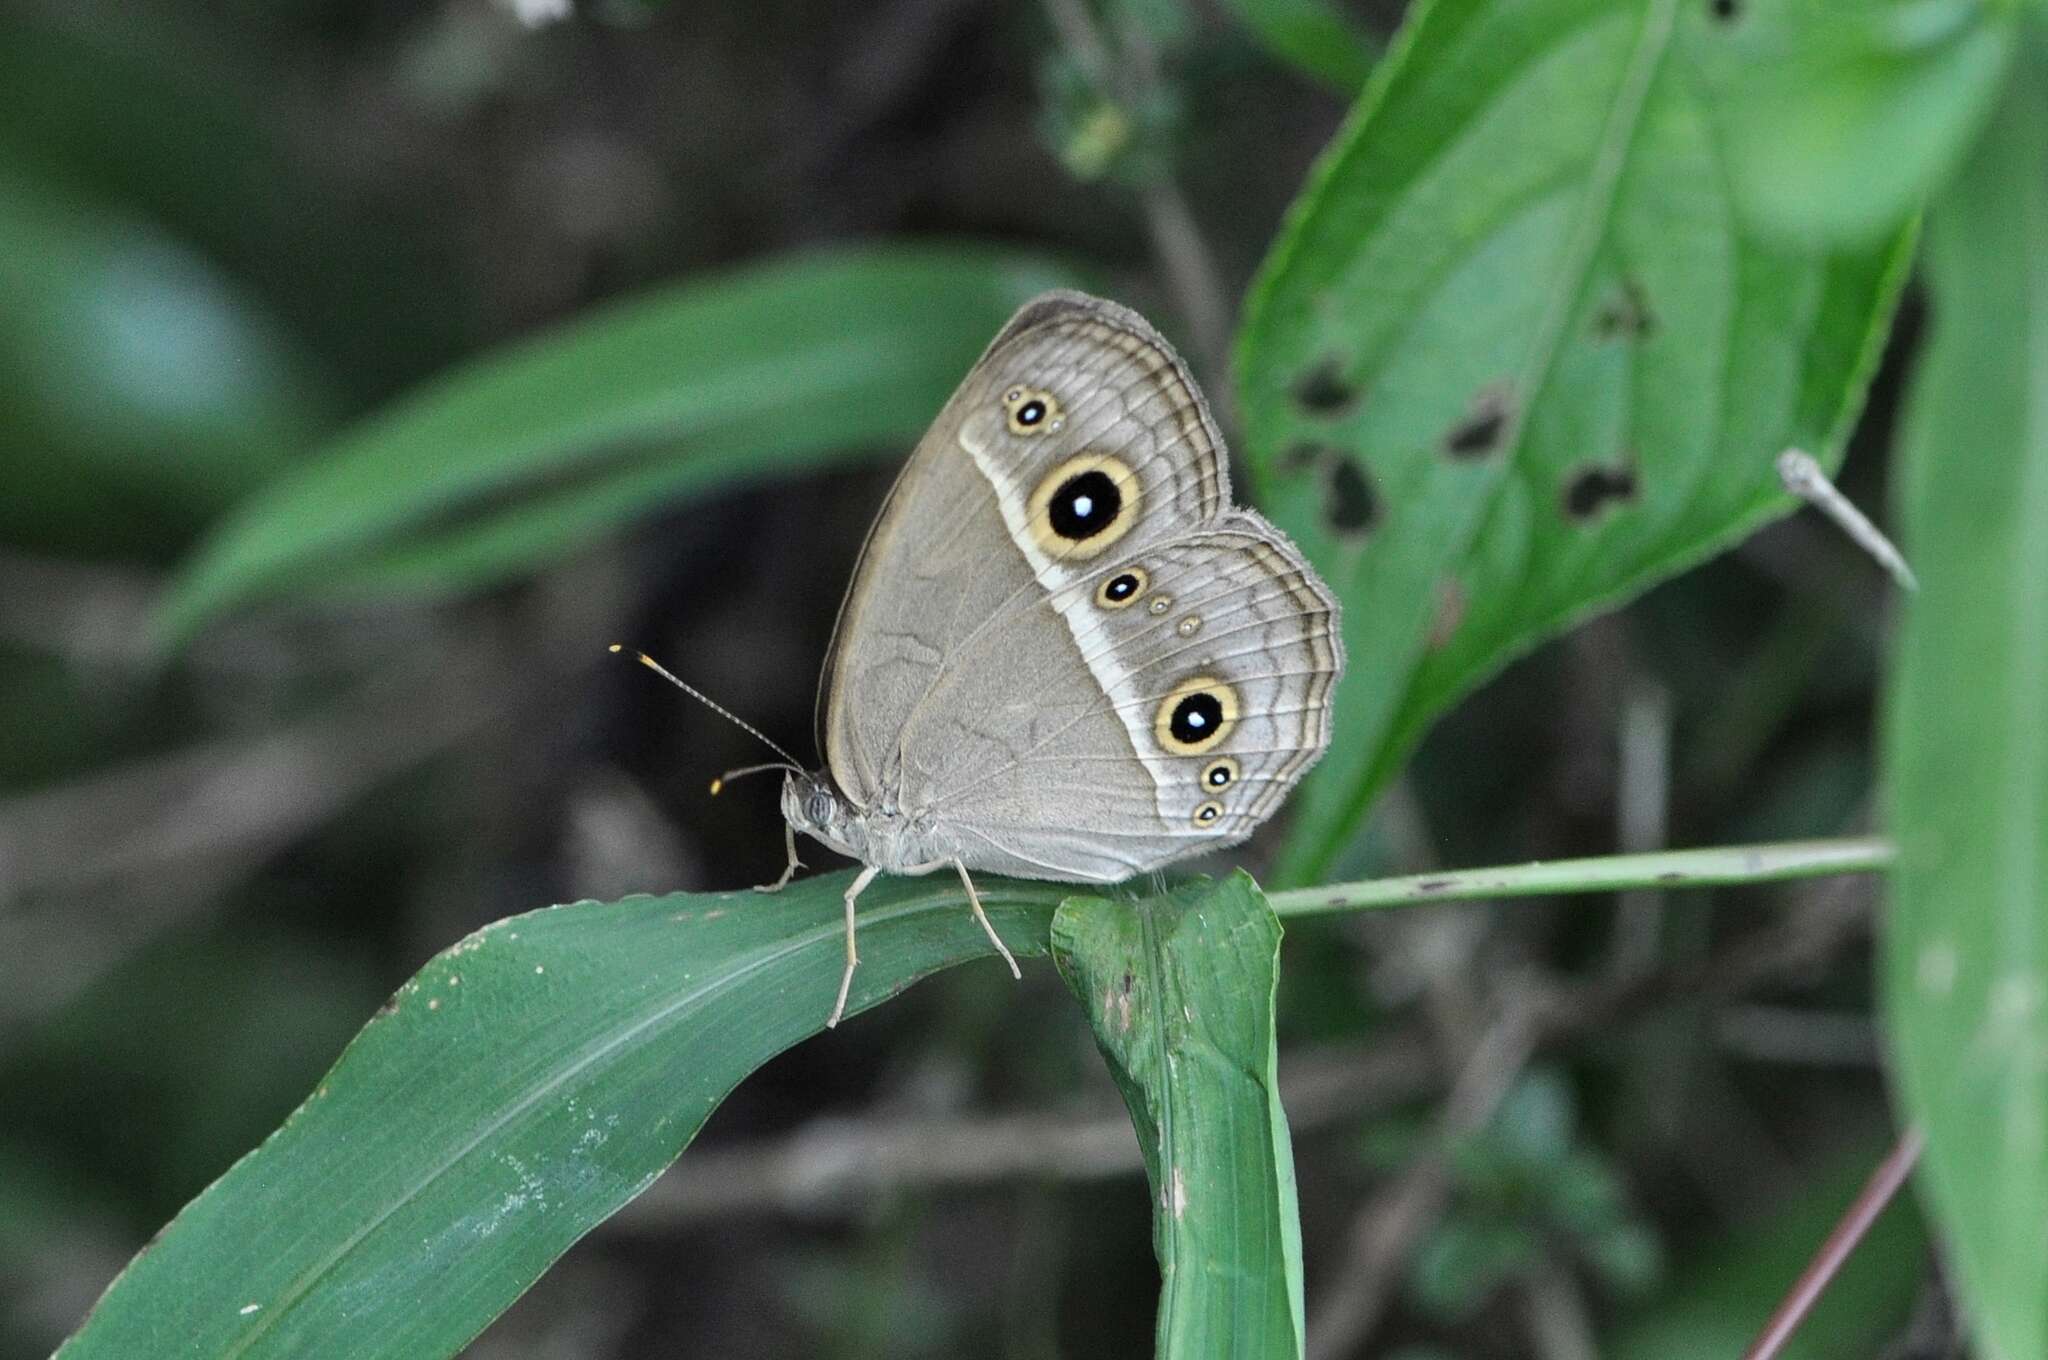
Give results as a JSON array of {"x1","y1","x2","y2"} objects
[{"x1": 1317, "y1": 0, "x2": 1684, "y2": 875}]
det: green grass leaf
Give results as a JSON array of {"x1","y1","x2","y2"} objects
[
  {"x1": 153, "y1": 243, "x2": 1080, "y2": 644},
  {"x1": 1052, "y1": 873, "x2": 1304, "y2": 1360},
  {"x1": 1883, "y1": 35, "x2": 2048, "y2": 1360},
  {"x1": 1235, "y1": 0, "x2": 1912, "y2": 883},
  {"x1": 56, "y1": 872, "x2": 1070, "y2": 1359},
  {"x1": 0, "y1": 160, "x2": 337, "y2": 561}
]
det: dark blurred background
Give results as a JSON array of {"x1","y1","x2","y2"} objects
[{"x1": 0, "y1": 2, "x2": 1918, "y2": 1357}]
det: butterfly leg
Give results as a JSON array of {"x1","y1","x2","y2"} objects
[
  {"x1": 827, "y1": 863, "x2": 882, "y2": 1029},
  {"x1": 755, "y1": 823, "x2": 804, "y2": 894},
  {"x1": 954, "y1": 860, "x2": 1021, "y2": 980},
  {"x1": 901, "y1": 860, "x2": 1022, "y2": 980}
]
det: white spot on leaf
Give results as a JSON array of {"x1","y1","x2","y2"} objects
[{"x1": 1917, "y1": 943, "x2": 1958, "y2": 996}]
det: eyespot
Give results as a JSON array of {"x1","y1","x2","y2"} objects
[
  {"x1": 1153, "y1": 675, "x2": 1239, "y2": 755},
  {"x1": 1095, "y1": 566, "x2": 1149, "y2": 609},
  {"x1": 1176, "y1": 614, "x2": 1202, "y2": 638},
  {"x1": 1192, "y1": 800, "x2": 1225, "y2": 827},
  {"x1": 1026, "y1": 453, "x2": 1142, "y2": 559},
  {"x1": 1201, "y1": 757, "x2": 1239, "y2": 790},
  {"x1": 1147, "y1": 593, "x2": 1174, "y2": 616},
  {"x1": 1004, "y1": 386, "x2": 1062, "y2": 435}
]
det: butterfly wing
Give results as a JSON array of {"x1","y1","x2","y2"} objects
[
  {"x1": 816, "y1": 291, "x2": 1233, "y2": 807},
  {"x1": 818, "y1": 291, "x2": 1342, "y2": 880},
  {"x1": 904, "y1": 517, "x2": 1342, "y2": 879}
]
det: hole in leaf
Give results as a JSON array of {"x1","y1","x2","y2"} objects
[
  {"x1": 1279, "y1": 441, "x2": 1325, "y2": 475},
  {"x1": 1323, "y1": 455, "x2": 1379, "y2": 538},
  {"x1": 1444, "y1": 386, "x2": 1514, "y2": 459},
  {"x1": 1709, "y1": 0, "x2": 1738, "y2": 19},
  {"x1": 1563, "y1": 463, "x2": 1639, "y2": 521},
  {"x1": 1593, "y1": 278, "x2": 1656, "y2": 340},
  {"x1": 1291, "y1": 355, "x2": 1359, "y2": 417}
]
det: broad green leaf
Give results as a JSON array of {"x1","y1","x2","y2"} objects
[
  {"x1": 1052, "y1": 873, "x2": 1304, "y2": 1360},
  {"x1": 1606, "y1": 1136, "x2": 1926, "y2": 1360},
  {"x1": 1883, "y1": 37, "x2": 2048, "y2": 1360},
  {"x1": 0, "y1": 161, "x2": 336, "y2": 560},
  {"x1": 57, "y1": 871, "x2": 1070, "y2": 1359},
  {"x1": 1217, "y1": 0, "x2": 1378, "y2": 94},
  {"x1": 1236, "y1": 0, "x2": 1912, "y2": 883},
  {"x1": 1709, "y1": 0, "x2": 2016, "y2": 247},
  {"x1": 154, "y1": 244, "x2": 1080, "y2": 643}
]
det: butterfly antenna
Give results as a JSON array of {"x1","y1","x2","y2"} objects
[{"x1": 609, "y1": 646, "x2": 806, "y2": 788}]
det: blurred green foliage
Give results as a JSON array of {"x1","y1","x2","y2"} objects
[{"x1": 5, "y1": 0, "x2": 2043, "y2": 1357}]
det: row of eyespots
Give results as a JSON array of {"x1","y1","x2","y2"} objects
[
  {"x1": 1150, "y1": 678, "x2": 1244, "y2": 827},
  {"x1": 1096, "y1": 565, "x2": 1209, "y2": 652},
  {"x1": 1006, "y1": 384, "x2": 1239, "y2": 830},
  {"x1": 1191, "y1": 756, "x2": 1240, "y2": 826}
]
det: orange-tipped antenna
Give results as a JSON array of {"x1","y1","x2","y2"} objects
[
  {"x1": 609, "y1": 645, "x2": 805, "y2": 775},
  {"x1": 709, "y1": 762, "x2": 799, "y2": 796}
]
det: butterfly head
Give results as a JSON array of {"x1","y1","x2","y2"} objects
[{"x1": 780, "y1": 770, "x2": 837, "y2": 833}]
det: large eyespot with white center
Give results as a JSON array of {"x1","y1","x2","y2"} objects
[
  {"x1": 1192, "y1": 800, "x2": 1225, "y2": 828},
  {"x1": 1003, "y1": 386, "x2": 1062, "y2": 435},
  {"x1": 1095, "y1": 565, "x2": 1149, "y2": 609},
  {"x1": 1027, "y1": 453, "x2": 1142, "y2": 559},
  {"x1": 1200, "y1": 756, "x2": 1240, "y2": 791},
  {"x1": 1154, "y1": 674, "x2": 1239, "y2": 756}
]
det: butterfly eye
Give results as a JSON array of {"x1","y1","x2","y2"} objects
[
  {"x1": 1004, "y1": 386, "x2": 1062, "y2": 435},
  {"x1": 1192, "y1": 800, "x2": 1225, "y2": 827},
  {"x1": 1095, "y1": 566, "x2": 1149, "y2": 609},
  {"x1": 1201, "y1": 757, "x2": 1239, "y2": 789},
  {"x1": 1154, "y1": 675, "x2": 1239, "y2": 755},
  {"x1": 1026, "y1": 453, "x2": 1143, "y2": 559}
]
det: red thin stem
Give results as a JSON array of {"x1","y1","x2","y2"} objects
[{"x1": 1740, "y1": 1128, "x2": 1927, "y2": 1360}]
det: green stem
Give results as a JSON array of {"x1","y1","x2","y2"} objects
[{"x1": 1265, "y1": 836, "x2": 1895, "y2": 919}]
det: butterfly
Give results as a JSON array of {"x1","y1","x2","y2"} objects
[{"x1": 626, "y1": 291, "x2": 1343, "y2": 1026}]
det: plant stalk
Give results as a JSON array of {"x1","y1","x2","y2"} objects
[{"x1": 1265, "y1": 836, "x2": 1895, "y2": 919}]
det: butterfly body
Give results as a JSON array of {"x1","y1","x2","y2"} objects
[
  {"x1": 760, "y1": 290, "x2": 1343, "y2": 1024},
  {"x1": 781, "y1": 772, "x2": 962, "y2": 878}
]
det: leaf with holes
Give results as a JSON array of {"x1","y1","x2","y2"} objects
[
  {"x1": 55, "y1": 873, "x2": 1069, "y2": 1359},
  {"x1": 153, "y1": 243, "x2": 1081, "y2": 645},
  {"x1": 1883, "y1": 39, "x2": 2048, "y2": 1360},
  {"x1": 1235, "y1": 0, "x2": 1912, "y2": 883},
  {"x1": 1053, "y1": 873, "x2": 1304, "y2": 1360}
]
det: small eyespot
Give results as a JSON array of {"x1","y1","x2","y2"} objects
[
  {"x1": 1201, "y1": 757, "x2": 1239, "y2": 790},
  {"x1": 1026, "y1": 453, "x2": 1142, "y2": 558},
  {"x1": 1005, "y1": 386, "x2": 1062, "y2": 435},
  {"x1": 1154, "y1": 675, "x2": 1239, "y2": 755},
  {"x1": 1147, "y1": 593, "x2": 1174, "y2": 616},
  {"x1": 1176, "y1": 614, "x2": 1202, "y2": 638},
  {"x1": 1192, "y1": 800, "x2": 1225, "y2": 827},
  {"x1": 1096, "y1": 566, "x2": 1149, "y2": 609}
]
